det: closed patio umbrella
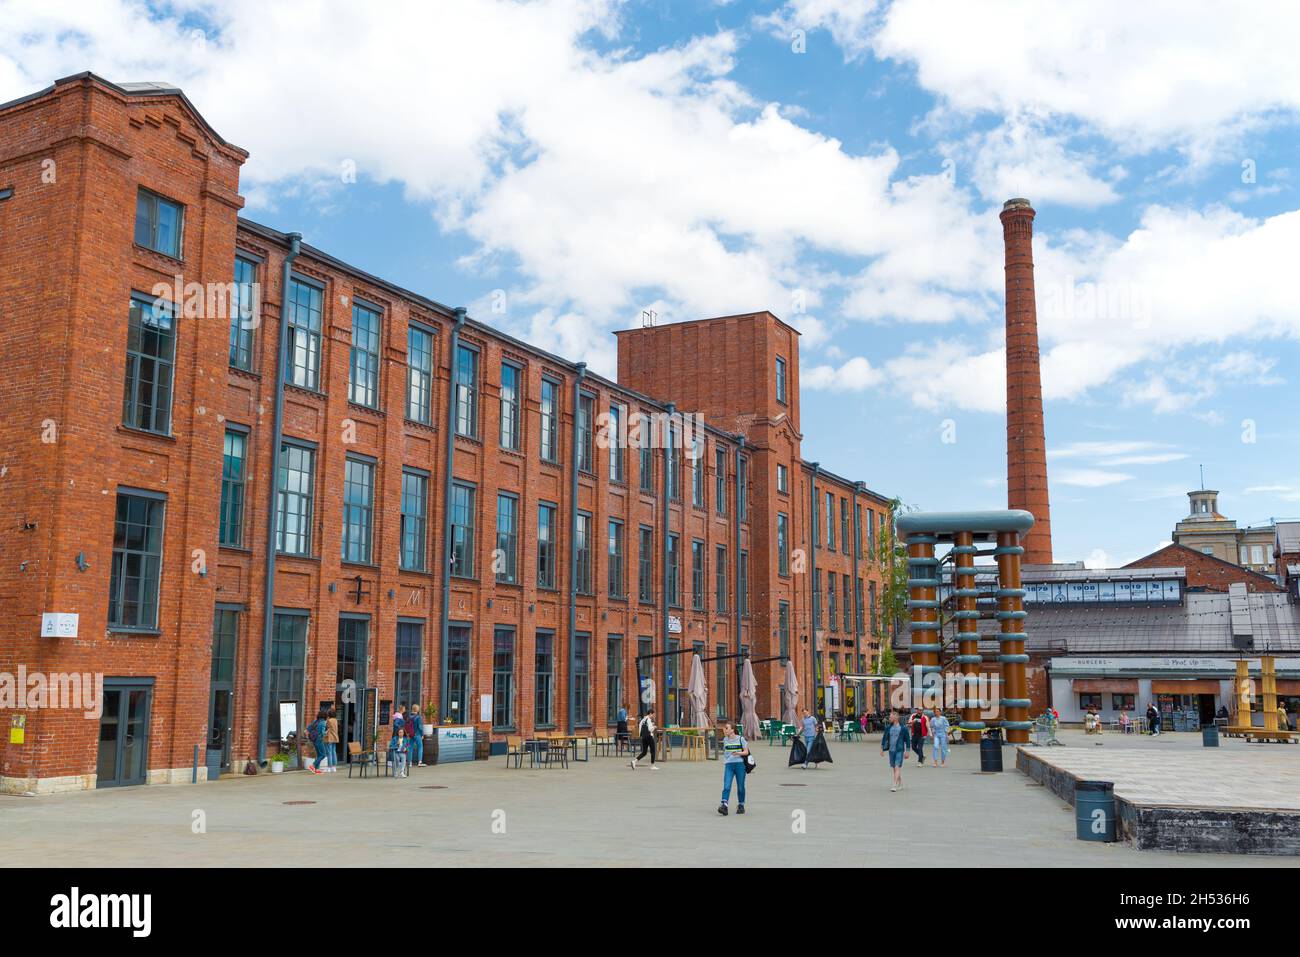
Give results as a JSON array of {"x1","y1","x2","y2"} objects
[
  {"x1": 740, "y1": 658, "x2": 760, "y2": 740},
  {"x1": 687, "y1": 654, "x2": 709, "y2": 728},
  {"x1": 782, "y1": 659, "x2": 800, "y2": 727}
]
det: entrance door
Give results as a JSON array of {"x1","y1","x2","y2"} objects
[
  {"x1": 1197, "y1": 694, "x2": 1216, "y2": 725},
  {"x1": 97, "y1": 682, "x2": 153, "y2": 787},
  {"x1": 209, "y1": 607, "x2": 238, "y2": 770},
  {"x1": 336, "y1": 615, "x2": 369, "y2": 761},
  {"x1": 208, "y1": 687, "x2": 233, "y2": 768}
]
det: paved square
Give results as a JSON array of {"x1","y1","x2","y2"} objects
[{"x1": 3, "y1": 732, "x2": 1297, "y2": 867}]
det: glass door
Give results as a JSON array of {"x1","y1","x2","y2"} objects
[{"x1": 96, "y1": 683, "x2": 153, "y2": 787}]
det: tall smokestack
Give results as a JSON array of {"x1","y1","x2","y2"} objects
[{"x1": 1000, "y1": 198, "x2": 1053, "y2": 565}]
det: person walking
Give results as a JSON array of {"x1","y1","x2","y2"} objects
[
  {"x1": 391, "y1": 725, "x2": 410, "y2": 778},
  {"x1": 908, "y1": 709, "x2": 927, "y2": 765},
  {"x1": 717, "y1": 721, "x2": 750, "y2": 816},
  {"x1": 929, "y1": 708, "x2": 950, "y2": 768},
  {"x1": 630, "y1": 710, "x2": 660, "y2": 770},
  {"x1": 616, "y1": 702, "x2": 630, "y2": 754},
  {"x1": 309, "y1": 709, "x2": 329, "y2": 774},
  {"x1": 324, "y1": 707, "x2": 340, "y2": 772},
  {"x1": 1146, "y1": 701, "x2": 1160, "y2": 736},
  {"x1": 800, "y1": 709, "x2": 818, "y2": 769},
  {"x1": 880, "y1": 710, "x2": 910, "y2": 792},
  {"x1": 408, "y1": 707, "x2": 425, "y2": 768}
]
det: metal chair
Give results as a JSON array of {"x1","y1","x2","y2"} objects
[
  {"x1": 346, "y1": 740, "x2": 377, "y2": 778},
  {"x1": 544, "y1": 737, "x2": 569, "y2": 769}
]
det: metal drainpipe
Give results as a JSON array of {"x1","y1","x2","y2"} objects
[
  {"x1": 567, "y1": 363, "x2": 587, "y2": 734},
  {"x1": 257, "y1": 232, "x2": 301, "y2": 765},
  {"x1": 852, "y1": 481, "x2": 863, "y2": 674},
  {"x1": 808, "y1": 462, "x2": 820, "y2": 717},
  {"x1": 661, "y1": 403, "x2": 675, "y2": 722},
  {"x1": 439, "y1": 306, "x2": 467, "y2": 722},
  {"x1": 734, "y1": 437, "x2": 745, "y2": 718}
]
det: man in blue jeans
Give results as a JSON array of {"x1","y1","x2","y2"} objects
[
  {"x1": 407, "y1": 707, "x2": 425, "y2": 767},
  {"x1": 717, "y1": 722, "x2": 750, "y2": 816}
]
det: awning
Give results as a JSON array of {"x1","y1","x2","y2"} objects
[
  {"x1": 1071, "y1": 679, "x2": 1138, "y2": 694},
  {"x1": 1152, "y1": 679, "x2": 1221, "y2": 695}
]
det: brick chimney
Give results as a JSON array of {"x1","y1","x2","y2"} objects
[{"x1": 1000, "y1": 198, "x2": 1053, "y2": 565}]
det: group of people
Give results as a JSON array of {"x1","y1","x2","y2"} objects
[
  {"x1": 877, "y1": 708, "x2": 950, "y2": 792},
  {"x1": 304, "y1": 703, "x2": 428, "y2": 777}
]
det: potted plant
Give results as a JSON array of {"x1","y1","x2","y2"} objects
[
  {"x1": 423, "y1": 702, "x2": 436, "y2": 735},
  {"x1": 269, "y1": 751, "x2": 288, "y2": 774}
]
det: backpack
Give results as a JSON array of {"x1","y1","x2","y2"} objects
[
  {"x1": 308, "y1": 719, "x2": 321, "y2": 743},
  {"x1": 744, "y1": 753, "x2": 757, "y2": 774}
]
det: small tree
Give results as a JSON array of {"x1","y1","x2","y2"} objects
[{"x1": 875, "y1": 497, "x2": 914, "y2": 673}]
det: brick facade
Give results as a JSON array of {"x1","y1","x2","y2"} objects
[
  {"x1": 1125, "y1": 543, "x2": 1283, "y2": 593},
  {"x1": 0, "y1": 74, "x2": 891, "y2": 793}
]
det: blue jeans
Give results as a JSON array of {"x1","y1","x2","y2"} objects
[
  {"x1": 409, "y1": 735, "x2": 424, "y2": 765},
  {"x1": 392, "y1": 751, "x2": 408, "y2": 776},
  {"x1": 803, "y1": 733, "x2": 814, "y2": 765},
  {"x1": 721, "y1": 761, "x2": 746, "y2": 805},
  {"x1": 313, "y1": 741, "x2": 327, "y2": 769},
  {"x1": 327, "y1": 742, "x2": 337, "y2": 767},
  {"x1": 932, "y1": 734, "x2": 949, "y2": 763}
]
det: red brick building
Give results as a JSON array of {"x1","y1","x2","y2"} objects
[
  {"x1": 1125, "y1": 543, "x2": 1283, "y2": 594},
  {"x1": 0, "y1": 73, "x2": 891, "y2": 793}
]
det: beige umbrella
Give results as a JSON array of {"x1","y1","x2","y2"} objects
[
  {"x1": 687, "y1": 654, "x2": 709, "y2": 728},
  {"x1": 740, "y1": 658, "x2": 760, "y2": 740},
  {"x1": 782, "y1": 658, "x2": 800, "y2": 726}
]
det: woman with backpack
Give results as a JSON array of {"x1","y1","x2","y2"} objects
[
  {"x1": 630, "y1": 710, "x2": 660, "y2": 770},
  {"x1": 716, "y1": 721, "x2": 750, "y2": 816},
  {"x1": 309, "y1": 710, "x2": 329, "y2": 774},
  {"x1": 908, "y1": 709, "x2": 927, "y2": 765}
]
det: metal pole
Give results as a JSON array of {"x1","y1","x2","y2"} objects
[
  {"x1": 568, "y1": 363, "x2": 587, "y2": 734},
  {"x1": 661, "y1": 404, "x2": 674, "y2": 724},
  {"x1": 439, "y1": 307, "x2": 467, "y2": 722}
]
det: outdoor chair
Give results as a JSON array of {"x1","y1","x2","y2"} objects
[
  {"x1": 347, "y1": 740, "x2": 377, "y2": 779},
  {"x1": 543, "y1": 738, "x2": 569, "y2": 769},
  {"x1": 504, "y1": 735, "x2": 528, "y2": 769}
]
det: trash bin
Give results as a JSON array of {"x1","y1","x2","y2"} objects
[
  {"x1": 1075, "y1": 780, "x2": 1117, "y2": 842},
  {"x1": 1201, "y1": 723, "x2": 1219, "y2": 747},
  {"x1": 979, "y1": 732, "x2": 1003, "y2": 772},
  {"x1": 205, "y1": 749, "x2": 223, "y2": 781}
]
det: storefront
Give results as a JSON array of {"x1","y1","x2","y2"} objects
[{"x1": 1049, "y1": 656, "x2": 1300, "y2": 726}]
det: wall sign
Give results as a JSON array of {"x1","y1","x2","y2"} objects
[{"x1": 41, "y1": 613, "x2": 79, "y2": 638}]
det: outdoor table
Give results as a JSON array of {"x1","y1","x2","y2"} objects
[{"x1": 536, "y1": 732, "x2": 589, "y2": 762}]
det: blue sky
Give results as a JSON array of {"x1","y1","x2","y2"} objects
[{"x1": 4, "y1": 0, "x2": 1299, "y2": 566}]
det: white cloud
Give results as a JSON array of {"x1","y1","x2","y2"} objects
[
  {"x1": 962, "y1": 115, "x2": 1121, "y2": 208},
  {"x1": 803, "y1": 356, "x2": 884, "y2": 391},
  {"x1": 1056, "y1": 468, "x2": 1134, "y2": 488}
]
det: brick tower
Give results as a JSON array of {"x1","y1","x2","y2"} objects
[{"x1": 1000, "y1": 198, "x2": 1053, "y2": 565}]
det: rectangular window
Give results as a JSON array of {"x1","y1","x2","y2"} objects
[
  {"x1": 609, "y1": 404, "x2": 626, "y2": 483},
  {"x1": 813, "y1": 571, "x2": 822, "y2": 629},
  {"x1": 608, "y1": 520, "x2": 625, "y2": 598},
  {"x1": 211, "y1": 608, "x2": 237, "y2": 685},
  {"x1": 496, "y1": 493, "x2": 519, "y2": 584},
  {"x1": 842, "y1": 573, "x2": 852, "y2": 633},
  {"x1": 738, "y1": 551, "x2": 748, "y2": 616},
  {"x1": 840, "y1": 498, "x2": 849, "y2": 555},
  {"x1": 778, "y1": 601, "x2": 790, "y2": 658},
  {"x1": 715, "y1": 645, "x2": 728, "y2": 719},
  {"x1": 219, "y1": 430, "x2": 246, "y2": 548},
  {"x1": 493, "y1": 628, "x2": 515, "y2": 729},
  {"x1": 400, "y1": 469, "x2": 428, "y2": 571},
  {"x1": 715, "y1": 448, "x2": 727, "y2": 514},
  {"x1": 407, "y1": 325, "x2": 434, "y2": 424},
  {"x1": 1078, "y1": 692, "x2": 1102, "y2": 711},
  {"x1": 691, "y1": 437, "x2": 705, "y2": 508},
  {"x1": 123, "y1": 293, "x2": 175, "y2": 434},
  {"x1": 827, "y1": 571, "x2": 837, "y2": 632},
  {"x1": 336, "y1": 617, "x2": 368, "y2": 714},
  {"x1": 108, "y1": 490, "x2": 165, "y2": 630},
  {"x1": 863, "y1": 580, "x2": 871, "y2": 636},
  {"x1": 575, "y1": 512, "x2": 593, "y2": 595},
  {"x1": 535, "y1": 631, "x2": 554, "y2": 726},
  {"x1": 578, "y1": 393, "x2": 595, "y2": 474},
  {"x1": 454, "y1": 344, "x2": 479, "y2": 438},
  {"x1": 715, "y1": 545, "x2": 728, "y2": 613},
  {"x1": 826, "y1": 492, "x2": 836, "y2": 551},
  {"x1": 866, "y1": 508, "x2": 874, "y2": 560},
  {"x1": 230, "y1": 256, "x2": 256, "y2": 370},
  {"x1": 574, "y1": 634, "x2": 591, "y2": 726},
  {"x1": 855, "y1": 502, "x2": 864, "y2": 558},
  {"x1": 285, "y1": 278, "x2": 323, "y2": 391},
  {"x1": 395, "y1": 621, "x2": 423, "y2": 715},
  {"x1": 1239, "y1": 545, "x2": 1250, "y2": 564},
  {"x1": 134, "y1": 187, "x2": 183, "y2": 258},
  {"x1": 606, "y1": 635, "x2": 623, "y2": 724},
  {"x1": 449, "y1": 482, "x2": 475, "y2": 577},
  {"x1": 738, "y1": 456, "x2": 748, "y2": 519},
  {"x1": 500, "y1": 362, "x2": 521, "y2": 451},
  {"x1": 775, "y1": 355, "x2": 787, "y2": 404},
  {"x1": 1112, "y1": 693, "x2": 1136, "y2": 711},
  {"x1": 777, "y1": 464, "x2": 788, "y2": 494},
  {"x1": 691, "y1": 539, "x2": 705, "y2": 611},
  {"x1": 267, "y1": 612, "x2": 307, "y2": 739},
  {"x1": 667, "y1": 423, "x2": 680, "y2": 501},
  {"x1": 638, "y1": 412, "x2": 653, "y2": 492},
  {"x1": 638, "y1": 526, "x2": 654, "y2": 603},
  {"x1": 777, "y1": 512, "x2": 789, "y2": 576},
  {"x1": 1251, "y1": 544, "x2": 1265, "y2": 565},
  {"x1": 341, "y1": 457, "x2": 375, "y2": 563},
  {"x1": 540, "y1": 377, "x2": 560, "y2": 462},
  {"x1": 445, "y1": 625, "x2": 470, "y2": 722},
  {"x1": 667, "y1": 534, "x2": 681, "y2": 607},
  {"x1": 537, "y1": 503, "x2": 558, "y2": 589},
  {"x1": 348, "y1": 302, "x2": 381, "y2": 408},
  {"x1": 276, "y1": 442, "x2": 315, "y2": 556}
]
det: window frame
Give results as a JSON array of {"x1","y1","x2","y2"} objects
[
  {"x1": 347, "y1": 300, "x2": 383, "y2": 409},
  {"x1": 123, "y1": 291, "x2": 176, "y2": 436},
  {"x1": 134, "y1": 187, "x2": 184, "y2": 259}
]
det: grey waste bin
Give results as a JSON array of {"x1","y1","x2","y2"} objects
[
  {"x1": 1075, "y1": 780, "x2": 1117, "y2": 842},
  {"x1": 979, "y1": 731, "x2": 1003, "y2": 772},
  {"x1": 205, "y1": 749, "x2": 223, "y2": 781},
  {"x1": 1201, "y1": 723, "x2": 1219, "y2": 747}
]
